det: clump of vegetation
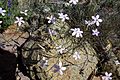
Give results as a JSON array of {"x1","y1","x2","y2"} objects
[
  {"x1": 0, "y1": 0, "x2": 31, "y2": 33},
  {"x1": 0, "y1": 0, "x2": 120, "y2": 80}
]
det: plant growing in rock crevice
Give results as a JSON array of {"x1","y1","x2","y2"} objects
[{"x1": 0, "y1": 0, "x2": 120, "y2": 80}]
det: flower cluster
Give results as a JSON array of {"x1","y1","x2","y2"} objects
[
  {"x1": 0, "y1": 7, "x2": 28, "y2": 27},
  {"x1": 47, "y1": 13, "x2": 69, "y2": 24},
  {"x1": 85, "y1": 15, "x2": 103, "y2": 36},
  {"x1": 43, "y1": 0, "x2": 103, "y2": 75},
  {"x1": 14, "y1": 10, "x2": 29, "y2": 26},
  {"x1": 47, "y1": 14, "x2": 102, "y2": 38}
]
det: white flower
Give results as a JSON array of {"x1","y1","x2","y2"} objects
[
  {"x1": 0, "y1": 8, "x2": 6, "y2": 16},
  {"x1": 92, "y1": 29, "x2": 100, "y2": 36},
  {"x1": 18, "y1": 72, "x2": 30, "y2": 80},
  {"x1": 114, "y1": 60, "x2": 120, "y2": 65},
  {"x1": 47, "y1": 15, "x2": 56, "y2": 24},
  {"x1": 73, "y1": 51, "x2": 80, "y2": 60},
  {"x1": 0, "y1": 21, "x2": 2, "y2": 24},
  {"x1": 85, "y1": 20, "x2": 95, "y2": 26},
  {"x1": 92, "y1": 15, "x2": 103, "y2": 26},
  {"x1": 37, "y1": 57, "x2": 48, "y2": 67},
  {"x1": 20, "y1": 10, "x2": 28, "y2": 16},
  {"x1": 69, "y1": 0, "x2": 78, "y2": 5},
  {"x1": 58, "y1": 60, "x2": 66, "y2": 75},
  {"x1": 14, "y1": 17, "x2": 25, "y2": 26},
  {"x1": 102, "y1": 72, "x2": 112, "y2": 80},
  {"x1": 56, "y1": 45, "x2": 65, "y2": 54},
  {"x1": 58, "y1": 13, "x2": 69, "y2": 22},
  {"x1": 71, "y1": 28, "x2": 83, "y2": 38}
]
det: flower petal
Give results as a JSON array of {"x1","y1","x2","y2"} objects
[
  {"x1": 109, "y1": 73, "x2": 112, "y2": 76},
  {"x1": 76, "y1": 33, "x2": 80, "y2": 37},
  {"x1": 92, "y1": 16, "x2": 96, "y2": 20},
  {"x1": 59, "y1": 70, "x2": 63, "y2": 75},
  {"x1": 16, "y1": 17, "x2": 19, "y2": 20},
  {"x1": 62, "y1": 18, "x2": 65, "y2": 22},
  {"x1": 25, "y1": 10, "x2": 28, "y2": 12},
  {"x1": 21, "y1": 21, "x2": 25, "y2": 23},
  {"x1": 72, "y1": 32, "x2": 76, "y2": 36},
  {"x1": 20, "y1": 17, "x2": 23, "y2": 20},
  {"x1": 96, "y1": 21, "x2": 100, "y2": 26},
  {"x1": 14, "y1": 21, "x2": 18, "y2": 24},
  {"x1": 0, "y1": 21, "x2": 2, "y2": 24},
  {"x1": 66, "y1": 17, "x2": 69, "y2": 20},
  {"x1": 109, "y1": 77, "x2": 112, "y2": 80},
  {"x1": 96, "y1": 15, "x2": 100, "y2": 19},
  {"x1": 105, "y1": 72, "x2": 109, "y2": 76},
  {"x1": 98, "y1": 19, "x2": 103, "y2": 22},
  {"x1": 2, "y1": 13, "x2": 5, "y2": 16},
  {"x1": 59, "y1": 61, "x2": 62, "y2": 68},
  {"x1": 79, "y1": 33, "x2": 83, "y2": 37},
  {"x1": 61, "y1": 67, "x2": 66, "y2": 71},
  {"x1": 3, "y1": 10, "x2": 6, "y2": 12},
  {"x1": 18, "y1": 22, "x2": 22, "y2": 26},
  {"x1": 48, "y1": 20, "x2": 51, "y2": 23}
]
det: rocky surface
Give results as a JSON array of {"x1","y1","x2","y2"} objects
[
  {"x1": 0, "y1": 24, "x2": 29, "y2": 53},
  {"x1": 21, "y1": 20, "x2": 98, "y2": 80}
]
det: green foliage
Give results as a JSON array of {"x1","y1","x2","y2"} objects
[
  {"x1": 0, "y1": 0, "x2": 31, "y2": 32},
  {"x1": 0, "y1": 0, "x2": 18, "y2": 31}
]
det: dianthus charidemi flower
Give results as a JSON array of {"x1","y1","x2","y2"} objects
[
  {"x1": 69, "y1": 0, "x2": 78, "y2": 5},
  {"x1": 47, "y1": 15, "x2": 56, "y2": 24},
  {"x1": 71, "y1": 28, "x2": 83, "y2": 38},
  {"x1": 14, "y1": 17, "x2": 25, "y2": 26},
  {"x1": 56, "y1": 45, "x2": 65, "y2": 54},
  {"x1": 54, "y1": 60, "x2": 66, "y2": 75},
  {"x1": 92, "y1": 15, "x2": 102, "y2": 26},
  {"x1": 37, "y1": 57, "x2": 48, "y2": 67},
  {"x1": 92, "y1": 29, "x2": 100, "y2": 36},
  {"x1": 0, "y1": 8, "x2": 6, "y2": 16},
  {"x1": 20, "y1": 10, "x2": 28, "y2": 16},
  {"x1": 18, "y1": 72, "x2": 30, "y2": 80},
  {"x1": 73, "y1": 51, "x2": 80, "y2": 60},
  {"x1": 85, "y1": 20, "x2": 95, "y2": 26},
  {"x1": 114, "y1": 60, "x2": 120, "y2": 65},
  {"x1": 58, "y1": 13, "x2": 69, "y2": 22},
  {"x1": 102, "y1": 72, "x2": 112, "y2": 80}
]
